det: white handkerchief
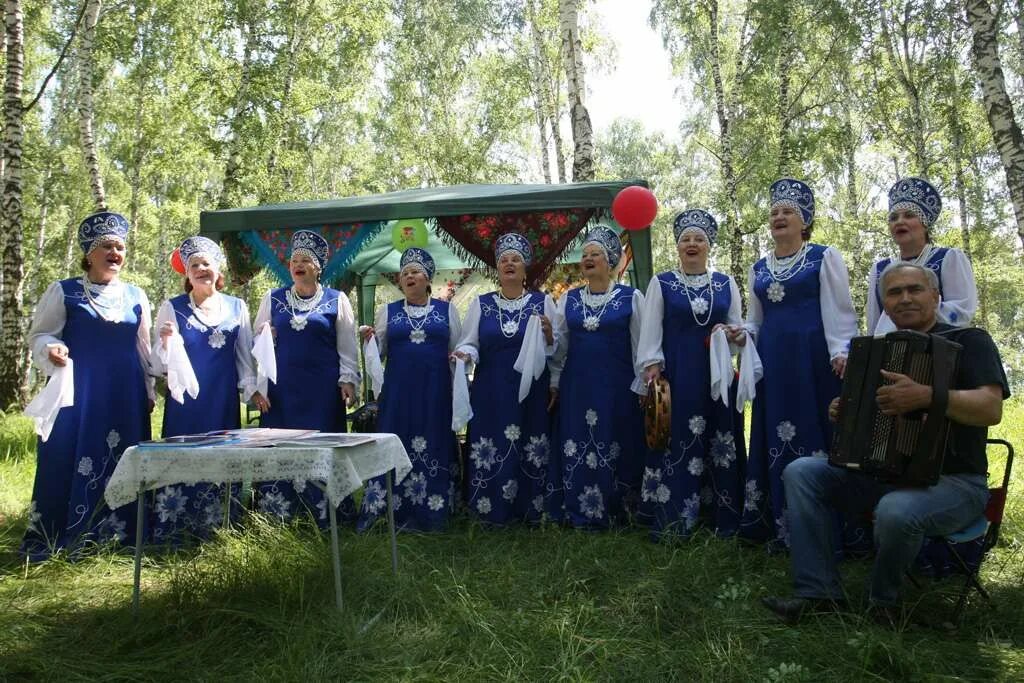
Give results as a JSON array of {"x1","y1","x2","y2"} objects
[
  {"x1": 253, "y1": 322, "x2": 277, "y2": 397},
  {"x1": 166, "y1": 333, "x2": 200, "y2": 404},
  {"x1": 709, "y1": 327, "x2": 733, "y2": 407},
  {"x1": 451, "y1": 357, "x2": 473, "y2": 431},
  {"x1": 25, "y1": 358, "x2": 75, "y2": 442},
  {"x1": 363, "y1": 336, "x2": 385, "y2": 398},
  {"x1": 512, "y1": 315, "x2": 546, "y2": 403},
  {"x1": 735, "y1": 340, "x2": 764, "y2": 412}
]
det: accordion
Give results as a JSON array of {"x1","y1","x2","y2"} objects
[{"x1": 829, "y1": 330, "x2": 961, "y2": 487}]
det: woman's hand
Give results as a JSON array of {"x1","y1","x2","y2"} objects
[
  {"x1": 548, "y1": 387, "x2": 559, "y2": 412},
  {"x1": 252, "y1": 391, "x2": 271, "y2": 412},
  {"x1": 644, "y1": 364, "x2": 661, "y2": 385},
  {"x1": 340, "y1": 382, "x2": 356, "y2": 407},
  {"x1": 725, "y1": 325, "x2": 746, "y2": 347},
  {"x1": 450, "y1": 350, "x2": 470, "y2": 362},
  {"x1": 358, "y1": 325, "x2": 375, "y2": 342},
  {"x1": 828, "y1": 397, "x2": 841, "y2": 423},
  {"x1": 159, "y1": 321, "x2": 176, "y2": 349},
  {"x1": 47, "y1": 344, "x2": 70, "y2": 367},
  {"x1": 831, "y1": 355, "x2": 847, "y2": 379},
  {"x1": 538, "y1": 314, "x2": 554, "y2": 346}
]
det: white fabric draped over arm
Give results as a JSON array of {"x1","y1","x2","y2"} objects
[
  {"x1": 629, "y1": 288, "x2": 647, "y2": 395},
  {"x1": 818, "y1": 247, "x2": 859, "y2": 360},
  {"x1": 548, "y1": 294, "x2": 570, "y2": 389},
  {"x1": 742, "y1": 265, "x2": 763, "y2": 344},
  {"x1": 635, "y1": 276, "x2": 665, "y2": 372},
  {"x1": 135, "y1": 288, "x2": 156, "y2": 402},
  {"x1": 866, "y1": 262, "x2": 883, "y2": 335},
  {"x1": 234, "y1": 299, "x2": 258, "y2": 401},
  {"x1": 543, "y1": 294, "x2": 557, "y2": 357},
  {"x1": 335, "y1": 291, "x2": 361, "y2": 390},
  {"x1": 29, "y1": 282, "x2": 69, "y2": 375},
  {"x1": 252, "y1": 293, "x2": 275, "y2": 396},
  {"x1": 362, "y1": 304, "x2": 387, "y2": 398},
  {"x1": 454, "y1": 297, "x2": 482, "y2": 364},
  {"x1": 148, "y1": 300, "x2": 175, "y2": 375},
  {"x1": 936, "y1": 248, "x2": 978, "y2": 327},
  {"x1": 373, "y1": 304, "x2": 389, "y2": 359}
]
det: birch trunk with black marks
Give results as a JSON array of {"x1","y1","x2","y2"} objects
[
  {"x1": 127, "y1": 9, "x2": 150, "y2": 267},
  {"x1": 549, "y1": 68, "x2": 567, "y2": 183},
  {"x1": 0, "y1": 0, "x2": 26, "y2": 408},
  {"x1": 965, "y1": 0, "x2": 1024, "y2": 252},
  {"x1": 527, "y1": 0, "x2": 551, "y2": 183},
  {"x1": 558, "y1": 0, "x2": 593, "y2": 182},
  {"x1": 78, "y1": 0, "x2": 107, "y2": 211}
]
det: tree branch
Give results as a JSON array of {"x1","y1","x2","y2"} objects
[{"x1": 25, "y1": 1, "x2": 89, "y2": 113}]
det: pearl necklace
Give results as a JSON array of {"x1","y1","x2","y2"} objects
[
  {"x1": 766, "y1": 243, "x2": 810, "y2": 282},
  {"x1": 286, "y1": 284, "x2": 324, "y2": 331},
  {"x1": 81, "y1": 278, "x2": 126, "y2": 323},
  {"x1": 403, "y1": 299, "x2": 433, "y2": 344},
  {"x1": 674, "y1": 270, "x2": 714, "y2": 327},
  {"x1": 580, "y1": 285, "x2": 616, "y2": 331},
  {"x1": 495, "y1": 290, "x2": 529, "y2": 338}
]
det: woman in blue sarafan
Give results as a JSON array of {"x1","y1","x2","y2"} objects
[
  {"x1": 454, "y1": 233, "x2": 558, "y2": 524},
  {"x1": 148, "y1": 236, "x2": 263, "y2": 543},
  {"x1": 357, "y1": 247, "x2": 462, "y2": 531},
  {"x1": 738, "y1": 179, "x2": 859, "y2": 549},
  {"x1": 548, "y1": 226, "x2": 646, "y2": 528},
  {"x1": 635, "y1": 210, "x2": 747, "y2": 538},
  {"x1": 21, "y1": 212, "x2": 155, "y2": 561},
  {"x1": 253, "y1": 229, "x2": 361, "y2": 527},
  {"x1": 866, "y1": 177, "x2": 977, "y2": 336}
]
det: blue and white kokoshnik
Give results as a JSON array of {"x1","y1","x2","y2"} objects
[
  {"x1": 290, "y1": 229, "x2": 330, "y2": 270},
  {"x1": 78, "y1": 211, "x2": 130, "y2": 254},
  {"x1": 179, "y1": 235, "x2": 226, "y2": 269},
  {"x1": 400, "y1": 247, "x2": 436, "y2": 280},
  {"x1": 581, "y1": 225, "x2": 622, "y2": 267},
  {"x1": 888, "y1": 176, "x2": 942, "y2": 227},
  {"x1": 673, "y1": 209, "x2": 719, "y2": 245},
  {"x1": 493, "y1": 232, "x2": 533, "y2": 266},
  {"x1": 770, "y1": 178, "x2": 815, "y2": 227}
]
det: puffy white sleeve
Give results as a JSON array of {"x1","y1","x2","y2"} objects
[
  {"x1": 234, "y1": 299, "x2": 258, "y2": 401},
  {"x1": 374, "y1": 304, "x2": 389, "y2": 359},
  {"x1": 135, "y1": 288, "x2": 156, "y2": 401},
  {"x1": 253, "y1": 292, "x2": 272, "y2": 331},
  {"x1": 866, "y1": 261, "x2": 883, "y2": 335},
  {"x1": 727, "y1": 276, "x2": 743, "y2": 327},
  {"x1": 28, "y1": 281, "x2": 68, "y2": 375},
  {"x1": 635, "y1": 276, "x2": 664, "y2": 371},
  {"x1": 335, "y1": 291, "x2": 361, "y2": 389},
  {"x1": 447, "y1": 302, "x2": 463, "y2": 353},
  {"x1": 455, "y1": 297, "x2": 481, "y2": 364},
  {"x1": 742, "y1": 266, "x2": 763, "y2": 343},
  {"x1": 148, "y1": 299, "x2": 176, "y2": 376},
  {"x1": 937, "y1": 248, "x2": 978, "y2": 327},
  {"x1": 819, "y1": 247, "x2": 859, "y2": 359},
  {"x1": 629, "y1": 288, "x2": 647, "y2": 395},
  {"x1": 544, "y1": 294, "x2": 557, "y2": 357},
  {"x1": 548, "y1": 295, "x2": 570, "y2": 389}
]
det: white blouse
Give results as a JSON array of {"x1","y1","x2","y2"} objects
[
  {"x1": 743, "y1": 246, "x2": 859, "y2": 359},
  {"x1": 149, "y1": 294, "x2": 259, "y2": 402},
  {"x1": 866, "y1": 247, "x2": 978, "y2": 335},
  {"x1": 548, "y1": 285, "x2": 645, "y2": 392},
  {"x1": 253, "y1": 287, "x2": 361, "y2": 389},
  {"x1": 29, "y1": 279, "x2": 156, "y2": 401}
]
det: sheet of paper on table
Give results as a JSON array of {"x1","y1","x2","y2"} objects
[{"x1": 272, "y1": 433, "x2": 377, "y2": 448}]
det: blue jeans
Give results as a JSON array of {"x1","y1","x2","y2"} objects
[{"x1": 783, "y1": 456, "x2": 988, "y2": 605}]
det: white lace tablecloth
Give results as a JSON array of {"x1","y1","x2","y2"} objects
[{"x1": 105, "y1": 433, "x2": 411, "y2": 508}]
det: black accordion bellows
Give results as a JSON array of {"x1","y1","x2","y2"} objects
[{"x1": 830, "y1": 330, "x2": 961, "y2": 487}]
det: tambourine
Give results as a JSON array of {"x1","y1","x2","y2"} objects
[{"x1": 644, "y1": 377, "x2": 672, "y2": 451}]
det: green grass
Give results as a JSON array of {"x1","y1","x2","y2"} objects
[{"x1": 1, "y1": 405, "x2": 1023, "y2": 681}]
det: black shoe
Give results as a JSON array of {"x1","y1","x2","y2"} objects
[{"x1": 761, "y1": 596, "x2": 847, "y2": 625}]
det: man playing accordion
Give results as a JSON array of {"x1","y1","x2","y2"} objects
[{"x1": 761, "y1": 262, "x2": 1009, "y2": 625}]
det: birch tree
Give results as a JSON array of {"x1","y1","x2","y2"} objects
[
  {"x1": 78, "y1": 0, "x2": 106, "y2": 210},
  {"x1": 559, "y1": 0, "x2": 594, "y2": 182}
]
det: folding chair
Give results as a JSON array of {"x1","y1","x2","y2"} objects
[{"x1": 928, "y1": 438, "x2": 1015, "y2": 621}]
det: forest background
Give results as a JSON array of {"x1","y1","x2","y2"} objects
[{"x1": 0, "y1": 0, "x2": 1022, "y2": 406}]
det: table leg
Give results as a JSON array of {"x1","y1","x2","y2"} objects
[
  {"x1": 132, "y1": 482, "x2": 145, "y2": 617},
  {"x1": 328, "y1": 499, "x2": 343, "y2": 612},
  {"x1": 386, "y1": 469, "x2": 398, "y2": 575}
]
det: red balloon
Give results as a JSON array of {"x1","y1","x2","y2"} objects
[
  {"x1": 170, "y1": 248, "x2": 186, "y2": 275},
  {"x1": 611, "y1": 185, "x2": 658, "y2": 230}
]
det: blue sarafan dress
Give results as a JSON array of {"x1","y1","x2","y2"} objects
[
  {"x1": 149, "y1": 293, "x2": 257, "y2": 542},
  {"x1": 458, "y1": 291, "x2": 557, "y2": 524},
  {"x1": 550, "y1": 284, "x2": 646, "y2": 528},
  {"x1": 357, "y1": 298, "x2": 461, "y2": 532},
  {"x1": 738, "y1": 243, "x2": 858, "y2": 547},
  {"x1": 636, "y1": 271, "x2": 746, "y2": 537},
  {"x1": 254, "y1": 285, "x2": 361, "y2": 526},
  {"x1": 22, "y1": 278, "x2": 153, "y2": 560}
]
